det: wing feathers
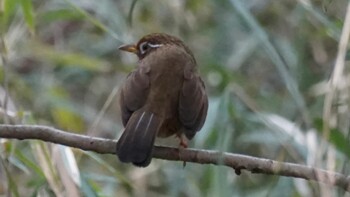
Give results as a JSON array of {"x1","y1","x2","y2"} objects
[
  {"x1": 120, "y1": 68, "x2": 150, "y2": 126},
  {"x1": 179, "y1": 73, "x2": 208, "y2": 139}
]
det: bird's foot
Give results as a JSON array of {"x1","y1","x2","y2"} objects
[
  {"x1": 176, "y1": 133, "x2": 188, "y2": 167},
  {"x1": 176, "y1": 133, "x2": 188, "y2": 148}
]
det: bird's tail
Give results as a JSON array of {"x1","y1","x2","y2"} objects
[{"x1": 116, "y1": 110, "x2": 161, "y2": 167}]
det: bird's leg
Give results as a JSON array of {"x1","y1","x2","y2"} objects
[
  {"x1": 175, "y1": 133, "x2": 188, "y2": 167},
  {"x1": 176, "y1": 133, "x2": 188, "y2": 148}
]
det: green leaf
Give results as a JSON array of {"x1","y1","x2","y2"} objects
[
  {"x1": 14, "y1": 148, "x2": 45, "y2": 178},
  {"x1": 80, "y1": 175, "x2": 99, "y2": 197},
  {"x1": 346, "y1": 49, "x2": 350, "y2": 60},
  {"x1": 38, "y1": 9, "x2": 84, "y2": 24},
  {"x1": 63, "y1": 0, "x2": 122, "y2": 41},
  {"x1": 314, "y1": 118, "x2": 350, "y2": 158},
  {"x1": 2, "y1": 158, "x2": 20, "y2": 197},
  {"x1": 28, "y1": 41, "x2": 110, "y2": 72},
  {"x1": 83, "y1": 152, "x2": 132, "y2": 189},
  {"x1": 51, "y1": 107, "x2": 85, "y2": 132},
  {"x1": 2, "y1": 0, "x2": 19, "y2": 31},
  {"x1": 19, "y1": 0, "x2": 35, "y2": 34}
]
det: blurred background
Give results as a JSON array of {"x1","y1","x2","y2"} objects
[{"x1": 0, "y1": 0, "x2": 350, "y2": 196}]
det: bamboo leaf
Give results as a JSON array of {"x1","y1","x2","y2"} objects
[
  {"x1": 314, "y1": 118, "x2": 350, "y2": 158},
  {"x1": 2, "y1": 0, "x2": 19, "y2": 29},
  {"x1": 19, "y1": 0, "x2": 35, "y2": 34}
]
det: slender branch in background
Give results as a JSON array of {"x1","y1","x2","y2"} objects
[
  {"x1": 0, "y1": 37, "x2": 9, "y2": 124},
  {"x1": 0, "y1": 124, "x2": 349, "y2": 192},
  {"x1": 62, "y1": 0, "x2": 122, "y2": 42},
  {"x1": 87, "y1": 85, "x2": 119, "y2": 136},
  {"x1": 320, "y1": 4, "x2": 350, "y2": 193},
  {"x1": 230, "y1": 0, "x2": 311, "y2": 127},
  {"x1": 127, "y1": 0, "x2": 139, "y2": 27},
  {"x1": 322, "y1": 1, "x2": 350, "y2": 137}
]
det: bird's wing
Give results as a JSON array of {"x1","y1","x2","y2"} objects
[
  {"x1": 179, "y1": 67, "x2": 208, "y2": 139},
  {"x1": 120, "y1": 66, "x2": 150, "y2": 126}
]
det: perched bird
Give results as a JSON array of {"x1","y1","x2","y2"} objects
[{"x1": 117, "y1": 33, "x2": 208, "y2": 167}]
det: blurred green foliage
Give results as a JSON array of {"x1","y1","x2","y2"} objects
[{"x1": 0, "y1": 0, "x2": 350, "y2": 196}]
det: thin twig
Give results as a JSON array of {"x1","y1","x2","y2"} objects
[
  {"x1": 322, "y1": 1, "x2": 350, "y2": 139},
  {"x1": 0, "y1": 124, "x2": 349, "y2": 191},
  {"x1": 87, "y1": 85, "x2": 119, "y2": 135},
  {"x1": 320, "y1": 4, "x2": 350, "y2": 193},
  {"x1": 0, "y1": 37, "x2": 9, "y2": 124}
]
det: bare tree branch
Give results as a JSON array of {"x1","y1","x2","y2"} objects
[{"x1": 0, "y1": 124, "x2": 349, "y2": 191}]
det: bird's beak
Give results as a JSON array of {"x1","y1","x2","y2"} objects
[{"x1": 118, "y1": 44, "x2": 138, "y2": 54}]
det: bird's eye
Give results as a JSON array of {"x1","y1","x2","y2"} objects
[
  {"x1": 139, "y1": 42, "x2": 163, "y2": 55},
  {"x1": 139, "y1": 42, "x2": 149, "y2": 55}
]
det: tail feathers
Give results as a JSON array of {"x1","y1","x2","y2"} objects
[{"x1": 116, "y1": 110, "x2": 161, "y2": 167}]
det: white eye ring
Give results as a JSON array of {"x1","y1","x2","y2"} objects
[{"x1": 139, "y1": 42, "x2": 163, "y2": 55}]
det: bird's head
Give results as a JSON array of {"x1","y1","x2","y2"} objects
[{"x1": 118, "y1": 33, "x2": 194, "y2": 60}]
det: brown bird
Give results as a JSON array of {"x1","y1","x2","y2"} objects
[{"x1": 116, "y1": 33, "x2": 208, "y2": 167}]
